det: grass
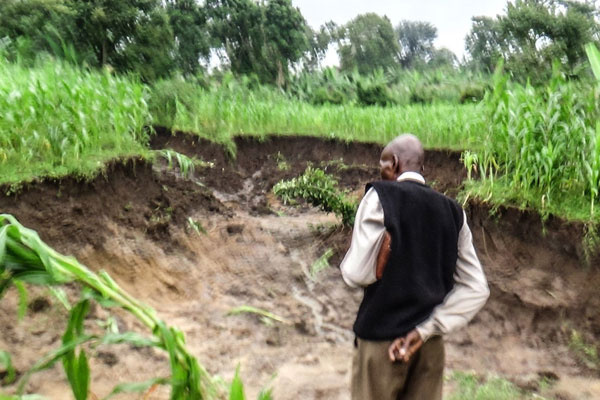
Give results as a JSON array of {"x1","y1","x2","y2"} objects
[
  {"x1": 151, "y1": 77, "x2": 484, "y2": 151},
  {"x1": 447, "y1": 371, "x2": 542, "y2": 400},
  {"x1": 0, "y1": 56, "x2": 151, "y2": 186},
  {"x1": 568, "y1": 329, "x2": 599, "y2": 370},
  {"x1": 3, "y1": 52, "x2": 600, "y2": 225}
]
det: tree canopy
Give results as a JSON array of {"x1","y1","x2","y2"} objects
[
  {"x1": 396, "y1": 20, "x2": 438, "y2": 68},
  {"x1": 337, "y1": 13, "x2": 400, "y2": 74},
  {"x1": 206, "y1": 0, "x2": 308, "y2": 85},
  {"x1": 465, "y1": 0, "x2": 600, "y2": 80}
]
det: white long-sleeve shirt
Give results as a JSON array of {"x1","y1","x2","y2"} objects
[{"x1": 340, "y1": 172, "x2": 489, "y2": 342}]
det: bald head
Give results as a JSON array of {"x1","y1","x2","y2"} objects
[{"x1": 379, "y1": 134, "x2": 424, "y2": 180}]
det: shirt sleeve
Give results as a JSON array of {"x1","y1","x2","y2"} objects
[
  {"x1": 340, "y1": 188, "x2": 386, "y2": 288},
  {"x1": 416, "y1": 210, "x2": 490, "y2": 342}
]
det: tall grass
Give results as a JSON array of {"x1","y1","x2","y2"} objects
[
  {"x1": 151, "y1": 77, "x2": 483, "y2": 151},
  {"x1": 461, "y1": 59, "x2": 600, "y2": 221},
  {"x1": 0, "y1": 56, "x2": 151, "y2": 186}
]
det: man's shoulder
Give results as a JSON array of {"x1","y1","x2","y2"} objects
[{"x1": 368, "y1": 180, "x2": 464, "y2": 223}]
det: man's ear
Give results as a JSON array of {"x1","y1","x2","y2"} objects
[{"x1": 393, "y1": 155, "x2": 401, "y2": 176}]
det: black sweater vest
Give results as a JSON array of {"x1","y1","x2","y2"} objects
[{"x1": 353, "y1": 180, "x2": 464, "y2": 340}]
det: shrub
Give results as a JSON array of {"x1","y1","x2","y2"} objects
[{"x1": 273, "y1": 167, "x2": 358, "y2": 226}]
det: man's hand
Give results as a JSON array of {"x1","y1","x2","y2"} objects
[
  {"x1": 388, "y1": 329, "x2": 423, "y2": 363},
  {"x1": 376, "y1": 231, "x2": 391, "y2": 279}
]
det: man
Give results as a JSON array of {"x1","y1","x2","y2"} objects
[{"x1": 341, "y1": 134, "x2": 489, "y2": 400}]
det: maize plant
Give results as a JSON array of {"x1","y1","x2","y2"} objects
[
  {"x1": 0, "y1": 214, "x2": 224, "y2": 399},
  {"x1": 464, "y1": 55, "x2": 600, "y2": 219},
  {"x1": 0, "y1": 56, "x2": 150, "y2": 186}
]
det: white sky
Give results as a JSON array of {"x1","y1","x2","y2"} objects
[{"x1": 292, "y1": 0, "x2": 508, "y2": 63}]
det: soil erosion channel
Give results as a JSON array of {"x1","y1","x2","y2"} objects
[{"x1": 1, "y1": 131, "x2": 599, "y2": 399}]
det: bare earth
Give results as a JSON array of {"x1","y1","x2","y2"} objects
[{"x1": 1, "y1": 132, "x2": 599, "y2": 399}]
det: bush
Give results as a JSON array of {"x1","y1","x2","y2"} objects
[
  {"x1": 460, "y1": 84, "x2": 487, "y2": 103},
  {"x1": 356, "y1": 80, "x2": 396, "y2": 107},
  {"x1": 273, "y1": 167, "x2": 358, "y2": 226},
  {"x1": 311, "y1": 86, "x2": 348, "y2": 105},
  {"x1": 409, "y1": 84, "x2": 435, "y2": 104}
]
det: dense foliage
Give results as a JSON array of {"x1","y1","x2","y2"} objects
[
  {"x1": 463, "y1": 53, "x2": 600, "y2": 220},
  {"x1": 148, "y1": 74, "x2": 482, "y2": 151},
  {"x1": 273, "y1": 167, "x2": 358, "y2": 226},
  {"x1": 0, "y1": 56, "x2": 151, "y2": 185},
  {"x1": 465, "y1": 0, "x2": 600, "y2": 82}
]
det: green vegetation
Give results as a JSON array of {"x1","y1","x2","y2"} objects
[
  {"x1": 273, "y1": 167, "x2": 358, "y2": 226},
  {"x1": 461, "y1": 47, "x2": 600, "y2": 221},
  {"x1": 465, "y1": 0, "x2": 599, "y2": 81},
  {"x1": 0, "y1": 57, "x2": 151, "y2": 186},
  {"x1": 0, "y1": 214, "x2": 276, "y2": 399},
  {"x1": 153, "y1": 76, "x2": 482, "y2": 149},
  {"x1": 227, "y1": 305, "x2": 291, "y2": 326},
  {"x1": 0, "y1": 214, "x2": 225, "y2": 399},
  {"x1": 447, "y1": 371, "x2": 538, "y2": 400},
  {"x1": 569, "y1": 329, "x2": 599, "y2": 370},
  {"x1": 310, "y1": 248, "x2": 334, "y2": 280},
  {"x1": 156, "y1": 149, "x2": 213, "y2": 179}
]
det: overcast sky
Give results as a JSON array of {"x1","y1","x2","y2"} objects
[{"x1": 292, "y1": 0, "x2": 508, "y2": 63}]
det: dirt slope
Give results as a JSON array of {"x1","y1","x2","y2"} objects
[{"x1": 0, "y1": 130, "x2": 599, "y2": 399}]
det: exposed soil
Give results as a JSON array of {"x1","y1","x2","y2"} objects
[{"x1": 1, "y1": 130, "x2": 599, "y2": 399}]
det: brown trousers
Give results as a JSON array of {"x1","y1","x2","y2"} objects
[{"x1": 351, "y1": 336, "x2": 444, "y2": 400}]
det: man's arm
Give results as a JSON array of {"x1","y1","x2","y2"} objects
[
  {"x1": 340, "y1": 188, "x2": 386, "y2": 288},
  {"x1": 415, "y1": 210, "x2": 490, "y2": 342}
]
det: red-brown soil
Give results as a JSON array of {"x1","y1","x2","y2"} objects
[{"x1": 0, "y1": 130, "x2": 599, "y2": 399}]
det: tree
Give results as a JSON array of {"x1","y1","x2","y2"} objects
[
  {"x1": 206, "y1": 0, "x2": 264, "y2": 76},
  {"x1": 70, "y1": 0, "x2": 175, "y2": 81},
  {"x1": 396, "y1": 20, "x2": 437, "y2": 68},
  {"x1": 428, "y1": 48, "x2": 458, "y2": 69},
  {"x1": 263, "y1": 0, "x2": 309, "y2": 85},
  {"x1": 465, "y1": 16, "x2": 506, "y2": 73},
  {"x1": 465, "y1": 0, "x2": 600, "y2": 80},
  {"x1": 0, "y1": 0, "x2": 77, "y2": 62},
  {"x1": 303, "y1": 24, "x2": 332, "y2": 71},
  {"x1": 207, "y1": 0, "x2": 308, "y2": 84},
  {"x1": 337, "y1": 13, "x2": 400, "y2": 74},
  {"x1": 166, "y1": 0, "x2": 211, "y2": 76}
]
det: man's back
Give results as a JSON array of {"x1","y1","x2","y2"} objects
[{"x1": 353, "y1": 180, "x2": 464, "y2": 340}]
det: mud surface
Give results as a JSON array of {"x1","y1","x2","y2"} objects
[{"x1": 1, "y1": 130, "x2": 599, "y2": 399}]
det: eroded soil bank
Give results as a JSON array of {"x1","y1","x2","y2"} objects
[{"x1": 1, "y1": 130, "x2": 599, "y2": 399}]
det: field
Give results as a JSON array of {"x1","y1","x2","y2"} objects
[
  {"x1": 0, "y1": 129, "x2": 599, "y2": 399},
  {"x1": 2, "y1": 54, "x2": 600, "y2": 399}
]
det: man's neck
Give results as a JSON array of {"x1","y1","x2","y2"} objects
[{"x1": 396, "y1": 171, "x2": 425, "y2": 184}]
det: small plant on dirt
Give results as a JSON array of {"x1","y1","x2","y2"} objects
[
  {"x1": 0, "y1": 351, "x2": 16, "y2": 386},
  {"x1": 461, "y1": 150, "x2": 479, "y2": 181},
  {"x1": 274, "y1": 152, "x2": 290, "y2": 171},
  {"x1": 0, "y1": 213, "x2": 271, "y2": 399},
  {"x1": 154, "y1": 149, "x2": 213, "y2": 180},
  {"x1": 187, "y1": 217, "x2": 207, "y2": 236},
  {"x1": 569, "y1": 329, "x2": 599, "y2": 370},
  {"x1": 227, "y1": 305, "x2": 291, "y2": 326},
  {"x1": 310, "y1": 248, "x2": 334, "y2": 281},
  {"x1": 273, "y1": 167, "x2": 358, "y2": 227},
  {"x1": 228, "y1": 366, "x2": 273, "y2": 400},
  {"x1": 448, "y1": 371, "x2": 530, "y2": 400}
]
